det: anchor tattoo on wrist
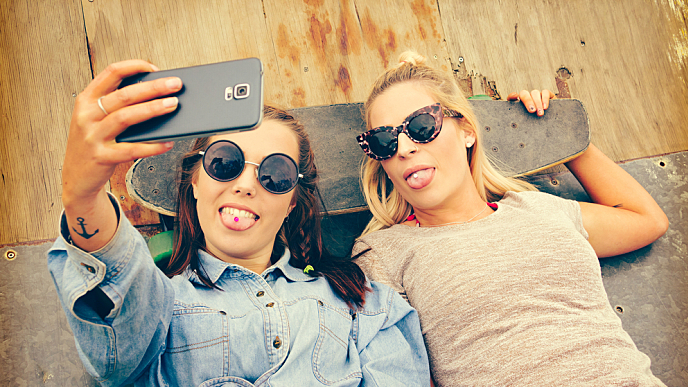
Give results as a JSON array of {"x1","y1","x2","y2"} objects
[{"x1": 73, "y1": 217, "x2": 99, "y2": 239}]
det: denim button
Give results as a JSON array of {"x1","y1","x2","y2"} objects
[
  {"x1": 219, "y1": 311, "x2": 226, "y2": 315},
  {"x1": 80, "y1": 262, "x2": 96, "y2": 274},
  {"x1": 273, "y1": 336, "x2": 282, "y2": 348},
  {"x1": 317, "y1": 300, "x2": 323, "y2": 306},
  {"x1": 256, "y1": 291, "x2": 265, "y2": 297},
  {"x1": 266, "y1": 303, "x2": 274, "y2": 307}
]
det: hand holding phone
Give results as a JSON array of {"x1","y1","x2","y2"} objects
[{"x1": 116, "y1": 58, "x2": 264, "y2": 143}]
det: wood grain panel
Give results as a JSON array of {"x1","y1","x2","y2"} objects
[
  {"x1": 261, "y1": 0, "x2": 451, "y2": 107},
  {"x1": 437, "y1": 0, "x2": 688, "y2": 162},
  {"x1": 0, "y1": 1, "x2": 92, "y2": 244}
]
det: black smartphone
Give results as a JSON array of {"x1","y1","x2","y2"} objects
[{"x1": 116, "y1": 58, "x2": 263, "y2": 143}]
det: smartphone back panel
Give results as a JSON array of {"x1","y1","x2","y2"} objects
[{"x1": 116, "y1": 58, "x2": 263, "y2": 142}]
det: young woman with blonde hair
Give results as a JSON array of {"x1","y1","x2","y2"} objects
[{"x1": 353, "y1": 51, "x2": 668, "y2": 386}]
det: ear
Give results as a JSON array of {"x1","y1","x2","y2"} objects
[
  {"x1": 191, "y1": 178, "x2": 199, "y2": 200},
  {"x1": 463, "y1": 129, "x2": 476, "y2": 148}
]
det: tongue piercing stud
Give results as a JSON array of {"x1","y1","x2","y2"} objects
[
  {"x1": 234, "y1": 217, "x2": 239, "y2": 222},
  {"x1": 413, "y1": 173, "x2": 418, "y2": 179}
]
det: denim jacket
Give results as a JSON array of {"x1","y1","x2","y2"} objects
[{"x1": 47, "y1": 198, "x2": 430, "y2": 387}]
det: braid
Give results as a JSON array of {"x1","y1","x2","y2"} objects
[{"x1": 264, "y1": 105, "x2": 370, "y2": 307}]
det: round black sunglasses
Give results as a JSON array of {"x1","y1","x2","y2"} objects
[
  {"x1": 199, "y1": 140, "x2": 303, "y2": 194},
  {"x1": 356, "y1": 103, "x2": 462, "y2": 160}
]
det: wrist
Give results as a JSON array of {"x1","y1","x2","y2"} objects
[{"x1": 62, "y1": 186, "x2": 107, "y2": 213}]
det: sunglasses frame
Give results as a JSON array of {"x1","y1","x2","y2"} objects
[
  {"x1": 357, "y1": 103, "x2": 463, "y2": 161},
  {"x1": 199, "y1": 140, "x2": 303, "y2": 194}
]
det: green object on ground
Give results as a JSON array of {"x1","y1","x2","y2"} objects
[
  {"x1": 468, "y1": 94, "x2": 492, "y2": 100},
  {"x1": 148, "y1": 230, "x2": 174, "y2": 268}
]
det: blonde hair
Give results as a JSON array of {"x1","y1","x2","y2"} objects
[{"x1": 360, "y1": 51, "x2": 537, "y2": 236}]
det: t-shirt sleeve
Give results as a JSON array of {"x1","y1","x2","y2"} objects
[
  {"x1": 517, "y1": 191, "x2": 589, "y2": 240},
  {"x1": 353, "y1": 239, "x2": 408, "y2": 301}
]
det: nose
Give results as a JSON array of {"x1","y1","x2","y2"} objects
[
  {"x1": 396, "y1": 133, "x2": 418, "y2": 158},
  {"x1": 230, "y1": 162, "x2": 258, "y2": 196}
]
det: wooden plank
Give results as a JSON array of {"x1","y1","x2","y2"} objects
[
  {"x1": 437, "y1": 0, "x2": 688, "y2": 162},
  {"x1": 81, "y1": 0, "x2": 451, "y2": 108},
  {"x1": 0, "y1": 1, "x2": 92, "y2": 245},
  {"x1": 261, "y1": 0, "x2": 451, "y2": 106}
]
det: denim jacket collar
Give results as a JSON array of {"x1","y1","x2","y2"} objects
[{"x1": 187, "y1": 247, "x2": 317, "y2": 286}]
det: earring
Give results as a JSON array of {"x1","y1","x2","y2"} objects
[{"x1": 466, "y1": 142, "x2": 474, "y2": 148}]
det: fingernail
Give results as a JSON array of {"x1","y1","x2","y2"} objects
[
  {"x1": 150, "y1": 64, "x2": 160, "y2": 71},
  {"x1": 529, "y1": 105, "x2": 535, "y2": 111},
  {"x1": 163, "y1": 97, "x2": 178, "y2": 108},
  {"x1": 538, "y1": 109, "x2": 543, "y2": 115},
  {"x1": 163, "y1": 141, "x2": 174, "y2": 148},
  {"x1": 166, "y1": 77, "x2": 181, "y2": 89}
]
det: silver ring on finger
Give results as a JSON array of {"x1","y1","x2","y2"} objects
[{"x1": 97, "y1": 96, "x2": 109, "y2": 116}]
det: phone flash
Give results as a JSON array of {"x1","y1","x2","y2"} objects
[{"x1": 225, "y1": 86, "x2": 233, "y2": 101}]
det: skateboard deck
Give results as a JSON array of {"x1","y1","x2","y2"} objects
[{"x1": 126, "y1": 99, "x2": 589, "y2": 216}]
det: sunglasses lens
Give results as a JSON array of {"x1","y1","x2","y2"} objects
[
  {"x1": 203, "y1": 141, "x2": 244, "y2": 181},
  {"x1": 407, "y1": 113, "x2": 437, "y2": 142},
  {"x1": 368, "y1": 131, "x2": 398, "y2": 159},
  {"x1": 259, "y1": 154, "x2": 299, "y2": 194}
]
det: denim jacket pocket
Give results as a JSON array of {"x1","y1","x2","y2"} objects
[
  {"x1": 166, "y1": 303, "x2": 233, "y2": 381},
  {"x1": 312, "y1": 300, "x2": 362, "y2": 384}
]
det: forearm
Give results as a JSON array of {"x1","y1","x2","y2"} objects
[
  {"x1": 565, "y1": 144, "x2": 664, "y2": 218},
  {"x1": 565, "y1": 144, "x2": 668, "y2": 256},
  {"x1": 63, "y1": 187, "x2": 119, "y2": 252},
  {"x1": 48, "y1": 207, "x2": 175, "y2": 384}
]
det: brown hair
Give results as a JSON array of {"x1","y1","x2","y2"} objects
[
  {"x1": 360, "y1": 51, "x2": 537, "y2": 236},
  {"x1": 164, "y1": 105, "x2": 369, "y2": 307}
]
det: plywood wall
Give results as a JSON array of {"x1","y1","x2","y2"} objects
[{"x1": 1, "y1": 0, "x2": 687, "y2": 245}]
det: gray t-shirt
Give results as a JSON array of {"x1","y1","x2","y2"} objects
[{"x1": 353, "y1": 191, "x2": 664, "y2": 386}]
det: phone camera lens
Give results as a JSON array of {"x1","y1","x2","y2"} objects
[{"x1": 234, "y1": 83, "x2": 250, "y2": 99}]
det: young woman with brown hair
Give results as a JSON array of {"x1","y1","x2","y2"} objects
[
  {"x1": 48, "y1": 60, "x2": 430, "y2": 386},
  {"x1": 353, "y1": 51, "x2": 668, "y2": 386}
]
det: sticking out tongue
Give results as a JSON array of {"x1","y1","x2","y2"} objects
[
  {"x1": 406, "y1": 168, "x2": 435, "y2": 189},
  {"x1": 220, "y1": 211, "x2": 257, "y2": 231}
]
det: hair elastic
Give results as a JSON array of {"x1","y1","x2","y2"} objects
[{"x1": 303, "y1": 265, "x2": 315, "y2": 275}]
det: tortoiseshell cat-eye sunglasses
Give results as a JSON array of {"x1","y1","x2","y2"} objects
[{"x1": 357, "y1": 103, "x2": 462, "y2": 160}]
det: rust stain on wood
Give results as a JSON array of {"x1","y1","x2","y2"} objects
[
  {"x1": 307, "y1": 14, "x2": 333, "y2": 67},
  {"x1": 303, "y1": 0, "x2": 324, "y2": 8},
  {"x1": 410, "y1": 0, "x2": 441, "y2": 42},
  {"x1": 334, "y1": 65, "x2": 352, "y2": 97},
  {"x1": 276, "y1": 24, "x2": 300, "y2": 67},
  {"x1": 338, "y1": 0, "x2": 361, "y2": 56},
  {"x1": 291, "y1": 87, "x2": 307, "y2": 107},
  {"x1": 359, "y1": 9, "x2": 398, "y2": 67}
]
